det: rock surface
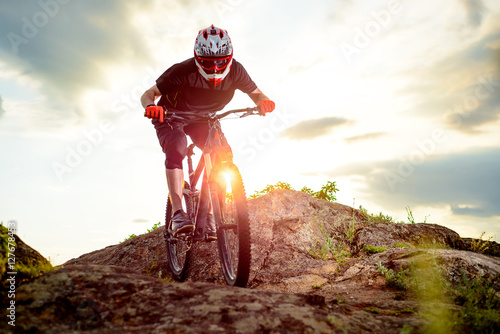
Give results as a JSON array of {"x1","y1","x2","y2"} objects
[
  {"x1": 3, "y1": 190, "x2": 500, "y2": 333},
  {"x1": 65, "y1": 190, "x2": 467, "y2": 287},
  {"x1": 11, "y1": 265, "x2": 338, "y2": 333}
]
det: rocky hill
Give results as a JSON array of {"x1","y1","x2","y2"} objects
[{"x1": 2, "y1": 190, "x2": 499, "y2": 333}]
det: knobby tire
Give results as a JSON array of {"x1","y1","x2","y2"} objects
[
  {"x1": 210, "y1": 163, "x2": 251, "y2": 287},
  {"x1": 164, "y1": 182, "x2": 193, "y2": 281}
]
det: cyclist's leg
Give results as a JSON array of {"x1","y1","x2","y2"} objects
[
  {"x1": 154, "y1": 121, "x2": 188, "y2": 213},
  {"x1": 183, "y1": 122, "x2": 209, "y2": 151},
  {"x1": 166, "y1": 168, "x2": 184, "y2": 213}
]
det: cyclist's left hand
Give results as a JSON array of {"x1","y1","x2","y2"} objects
[{"x1": 258, "y1": 100, "x2": 275, "y2": 116}]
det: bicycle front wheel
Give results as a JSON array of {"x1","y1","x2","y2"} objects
[
  {"x1": 164, "y1": 182, "x2": 193, "y2": 281},
  {"x1": 210, "y1": 163, "x2": 251, "y2": 287}
]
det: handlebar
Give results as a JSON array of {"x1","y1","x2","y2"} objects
[{"x1": 164, "y1": 106, "x2": 261, "y2": 122}]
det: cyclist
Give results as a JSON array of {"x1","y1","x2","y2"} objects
[{"x1": 141, "y1": 24, "x2": 275, "y2": 240}]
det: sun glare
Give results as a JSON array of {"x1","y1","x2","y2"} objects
[{"x1": 223, "y1": 172, "x2": 232, "y2": 184}]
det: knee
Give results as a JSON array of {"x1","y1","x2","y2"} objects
[{"x1": 165, "y1": 145, "x2": 187, "y2": 169}]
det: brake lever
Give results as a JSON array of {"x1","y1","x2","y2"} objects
[{"x1": 239, "y1": 109, "x2": 260, "y2": 118}]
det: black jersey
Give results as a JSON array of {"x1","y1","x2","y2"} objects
[{"x1": 155, "y1": 58, "x2": 257, "y2": 113}]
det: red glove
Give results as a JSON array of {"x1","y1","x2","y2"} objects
[
  {"x1": 258, "y1": 100, "x2": 275, "y2": 116},
  {"x1": 144, "y1": 104, "x2": 165, "y2": 122}
]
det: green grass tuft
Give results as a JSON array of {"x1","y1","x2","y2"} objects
[
  {"x1": 364, "y1": 245, "x2": 387, "y2": 254},
  {"x1": 469, "y1": 232, "x2": 493, "y2": 254},
  {"x1": 376, "y1": 262, "x2": 411, "y2": 290},
  {"x1": 359, "y1": 205, "x2": 394, "y2": 224}
]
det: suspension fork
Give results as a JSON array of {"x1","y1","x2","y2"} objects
[{"x1": 187, "y1": 144, "x2": 196, "y2": 182}]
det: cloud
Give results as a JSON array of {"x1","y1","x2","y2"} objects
[
  {"x1": 331, "y1": 147, "x2": 500, "y2": 217},
  {"x1": 280, "y1": 117, "x2": 352, "y2": 140},
  {"x1": 0, "y1": 95, "x2": 4, "y2": 118},
  {"x1": 399, "y1": 13, "x2": 500, "y2": 133},
  {"x1": 460, "y1": 0, "x2": 488, "y2": 26},
  {"x1": 344, "y1": 132, "x2": 386, "y2": 143},
  {"x1": 132, "y1": 219, "x2": 149, "y2": 224},
  {"x1": 0, "y1": 1, "x2": 151, "y2": 119}
]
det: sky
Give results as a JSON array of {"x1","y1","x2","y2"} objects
[{"x1": 1, "y1": 0, "x2": 499, "y2": 265}]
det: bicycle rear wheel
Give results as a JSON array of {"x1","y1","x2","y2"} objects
[
  {"x1": 164, "y1": 182, "x2": 193, "y2": 281},
  {"x1": 210, "y1": 163, "x2": 251, "y2": 287}
]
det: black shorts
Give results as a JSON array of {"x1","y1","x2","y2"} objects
[{"x1": 153, "y1": 120, "x2": 211, "y2": 169}]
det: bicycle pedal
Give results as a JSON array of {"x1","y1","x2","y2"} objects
[
  {"x1": 177, "y1": 230, "x2": 194, "y2": 237},
  {"x1": 169, "y1": 228, "x2": 193, "y2": 240},
  {"x1": 172, "y1": 225, "x2": 195, "y2": 238},
  {"x1": 205, "y1": 234, "x2": 217, "y2": 242}
]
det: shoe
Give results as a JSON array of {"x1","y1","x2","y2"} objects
[
  {"x1": 206, "y1": 213, "x2": 217, "y2": 241},
  {"x1": 171, "y1": 210, "x2": 195, "y2": 236}
]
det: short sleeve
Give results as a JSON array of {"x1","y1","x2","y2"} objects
[
  {"x1": 156, "y1": 68, "x2": 180, "y2": 95},
  {"x1": 232, "y1": 60, "x2": 257, "y2": 94}
]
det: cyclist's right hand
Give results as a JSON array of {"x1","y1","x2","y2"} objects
[{"x1": 144, "y1": 104, "x2": 165, "y2": 122}]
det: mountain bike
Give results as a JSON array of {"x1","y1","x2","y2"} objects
[{"x1": 163, "y1": 107, "x2": 259, "y2": 287}]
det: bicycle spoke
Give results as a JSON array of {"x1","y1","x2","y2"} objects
[{"x1": 212, "y1": 163, "x2": 251, "y2": 287}]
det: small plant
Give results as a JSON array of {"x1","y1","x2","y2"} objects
[
  {"x1": 14, "y1": 260, "x2": 54, "y2": 280},
  {"x1": 308, "y1": 239, "x2": 330, "y2": 260},
  {"x1": 336, "y1": 295, "x2": 347, "y2": 304},
  {"x1": 328, "y1": 316, "x2": 349, "y2": 333},
  {"x1": 158, "y1": 270, "x2": 175, "y2": 283},
  {"x1": 364, "y1": 307, "x2": 380, "y2": 314},
  {"x1": 400, "y1": 324, "x2": 414, "y2": 334},
  {"x1": 377, "y1": 253, "x2": 500, "y2": 333},
  {"x1": 410, "y1": 254, "x2": 456, "y2": 333},
  {"x1": 147, "y1": 221, "x2": 162, "y2": 233},
  {"x1": 308, "y1": 221, "x2": 351, "y2": 264},
  {"x1": 450, "y1": 272, "x2": 500, "y2": 333},
  {"x1": 331, "y1": 242, "x2": 351, "y2": 266},
  {"x1": 121, "y1": 221, "x2": 163, "y2": 243},
  {"x1": 406, "y1": 206, "x2": 429, "y2": 224},
  {"x1": 249, "y1": 180, "x2": 339, "y2": 202},
  {"x1": 400, "y1": 307, "x2": 416, "y2": 314},
  {"x1": 122, "y1": 233, "x2": 138, "y2": 242},
  {"x1": 249, "y1": 181, "x2": 294, "y2": 199},
  {"x1": 376, "y1": 262, "x2": 410, "y2": 290},
  {"x1": 406, "y1": 206, "x2": 416, "y2": 224},
  {"x1": 145, "y1": 252, "x2": 161, "y2": 277},
  {"x1": 308, "y1": 221, "x2": 335, "y2": 260},
  {"x1": 364, "y1": 245, "x2": 386, "y2": 254},
  {"x1": 359, "y1": 205, "x2": 393, "y2": 224},
  {"x1": 393, "y1": 242, "x2": 410, "y2": 248},
  {"x1": 414, "y1": 239, "x2": 449, "y2": 249},
  {"x1": 1, "y1": 224, "x2": 54, "y2": 286},
  {"x1": 343, "y1": 216, "x2": 361, "y2": 246},
  {"x1": 329, "y1": 210, "x2": 365, "y2": 258},
  {"x1": 301, "y1": 181, "x2": 339, "y2": 202},
  {"x1": 469, "y1": 232, "x2": 493, "y2": 254}
]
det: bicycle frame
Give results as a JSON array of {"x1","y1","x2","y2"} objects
[
  {"x1": 186, "y1": 122, "x2": 224, "y2": 241},
  {"x1": 173, "y1": 108, "x2": 258, "y2": 241}
]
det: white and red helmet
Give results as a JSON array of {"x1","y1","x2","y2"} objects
[{"x1": 194, "y1": 25, "x2": 233, "y2": 86}]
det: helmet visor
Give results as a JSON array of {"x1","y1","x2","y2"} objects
[{"x1": 197, "y1": 56, "x2": 232, "y2": 74}]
